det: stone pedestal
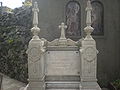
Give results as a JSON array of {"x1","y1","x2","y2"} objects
[
  {"x1": 79, "y1": 1, "x2": 101, "y2": 89},
  {"x1": 79, "y1": 38, "x2": 101, "y2": 90},
  {"x1": 26, "y1": 39, "x2": 45, "y2": 90}
]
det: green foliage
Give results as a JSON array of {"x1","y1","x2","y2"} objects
[
  {"x1": 112, "y1": 79, "x2": 120, "y2": 89},
  {"x1": 0, "y1": 26, "x2": 28, "y2": 83},
  {"x1": 23, "y1": 1, "x2": 32, "y2": 7},
  {"x1": 0, "y1": 6, "x2": 32, "y2": 83}
]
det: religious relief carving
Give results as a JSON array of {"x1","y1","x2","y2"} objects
[
  {"x1": 27, "y1": 43, "x2": 46, "y2": 76},
  {"x1": 66, "y1": 1, "x2": 81, "y2": 37},
  {"x1": 91, "y1": 1, "x2": 104, "y2": 35},
  {"x1": 28, "y1": 47, "x2": 41, "y2": 62},
  {"x1": 84, "y1": 47, "x2": 97, "y2": 62}
]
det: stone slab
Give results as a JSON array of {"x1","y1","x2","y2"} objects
[
  {"x1": 45, "y1": 76, "x2": 80, "y2": 81},
  {"x1": 46, "y1": 81, "x2": 80, "y2": 89},
  {"x1": 47, "y1": 89, "x2": 79, "y2": 90},
  {"x1": 45, "y1": 51, "x2": 80, "y2": 76},
  {"x1": 1, "y1": 74, "x2": 25, "y2": 90}
]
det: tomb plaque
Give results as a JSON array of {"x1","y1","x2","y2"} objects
[{"x1": 46, "y1": 51, "x2": 80, "y2": 76}]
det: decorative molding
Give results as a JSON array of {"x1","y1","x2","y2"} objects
[
  {"x1": 48, "y1": 38, "x2": 77, "y2": 46},
  {"x1": 28, "y1": 47, "x2": 41, "y2": 62}
]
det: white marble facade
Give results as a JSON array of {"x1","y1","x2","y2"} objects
[{"x1": 24, "y1": 0, "x2": 101, "y2": 90}]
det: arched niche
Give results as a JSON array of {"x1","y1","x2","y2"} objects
[{"x1": 91, "y1": 0, "x2": 104, "y2": 36}]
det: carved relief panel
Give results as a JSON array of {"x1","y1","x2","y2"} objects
[
  {"x1": 81, "y1": 46, "x2": 97, "y2": 78},
  {"x1": 27, "y1": 42, "x2": 45, "y2": 79}
]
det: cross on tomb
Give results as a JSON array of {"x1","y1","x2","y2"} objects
[{"x1": 59, "y1": 22, "x2": 67, "y2": 39}]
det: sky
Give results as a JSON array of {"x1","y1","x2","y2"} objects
[{"x1": 0, "y1": 0, "x2": 25, "y2": 9}]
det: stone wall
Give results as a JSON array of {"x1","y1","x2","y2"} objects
[{"x1": 96, "y1": 0, "x2": 120, "y2": 85}]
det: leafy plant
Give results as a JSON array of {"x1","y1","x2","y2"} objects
[
  {"x1": 23, "y1": 1, "x2": 32, "y2": 7},
  {"x1": 112, "y1": 79, "x2": 120, "y2": 90},
  {"x1": 0, "y1": 6, "x2": 32, "y2": 83}
]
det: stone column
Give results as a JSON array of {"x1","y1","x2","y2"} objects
[
  {"x1": 26, "y1": 2, "x2": 46, "y2": 90},
  {"x1": 79, "y1": 0, "x2": 101, "y2": 90}
]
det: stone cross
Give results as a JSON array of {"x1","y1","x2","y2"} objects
[{"x1": 59, "y1": 22, "x2": 67, "y2": 39}]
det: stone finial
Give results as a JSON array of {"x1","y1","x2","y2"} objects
[
  {"x1": 31, "y1": 2, "x2": 40, "y2": 39},
  {"x1": 86, "y1": 0, "x2": 92, "y2": 26},
  {"x1": 32, "y1": 2, "x2": 39, "y2": 27},
  {"x1": 84, "y1": 0, "x2": 94, "y2": 38},
  {"x1": 59, "y1": 22, "x2": 67, "y2": 39}
]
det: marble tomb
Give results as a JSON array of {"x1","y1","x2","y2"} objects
[{"x1": 24, "y1": 0, "x2": 101, "y2": 90}]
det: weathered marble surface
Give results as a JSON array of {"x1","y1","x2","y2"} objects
[{"x1": 46, "y1": 50, "x2": 80, "y2": 76}]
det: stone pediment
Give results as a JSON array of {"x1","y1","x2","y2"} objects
[
  {"x1": 46, "y1": 22, "x2": 79, "y2": 47},
  {"x1": 47, "y1": 38, "x2": 77, "y2": 46}
]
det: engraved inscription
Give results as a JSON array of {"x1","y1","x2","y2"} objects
[{"x1": 46, "y1": 51, "x2": 80, "y2": 75}]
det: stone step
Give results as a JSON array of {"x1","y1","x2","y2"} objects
[
  {"x1": 1, "y1": 74, "x2": 26, "y2": 90},
  {"x1": 46, "y1": 89, "x2": 79, "y2": 90},
  {"x1": 46, "y1": 81, "x2": 80, "y2": 89}
]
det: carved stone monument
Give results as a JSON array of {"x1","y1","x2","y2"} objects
[{"x1": 24, "y1": 0, "x2": 101, "y2": 90}]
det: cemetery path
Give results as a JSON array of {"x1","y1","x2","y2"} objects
[{"x1": 2, "y1": 74, "x2": 26, "y2": 90}]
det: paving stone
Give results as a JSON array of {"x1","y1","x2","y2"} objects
[{"x1": 2, "y1": 75, "x2": 26, "y2": 90}]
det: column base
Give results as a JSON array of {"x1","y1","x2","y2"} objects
[
  {"x1": 79, "y1": 81, "x2": 101, "y2": 90},
  {"x1": 26, "y1": 81, "x2": 45, "y2": 90}
]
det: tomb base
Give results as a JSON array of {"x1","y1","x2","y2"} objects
[
  {"x1": 80, "y1": 82, "x2": 101, "y2": 90},
  {"x1": 27, "y1": 81, "x2": 45, "y2": 90}
]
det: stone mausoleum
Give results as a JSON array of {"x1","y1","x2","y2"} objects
[{"x1": 32, "y1": 0, "x2": 120, "y2": 86}]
